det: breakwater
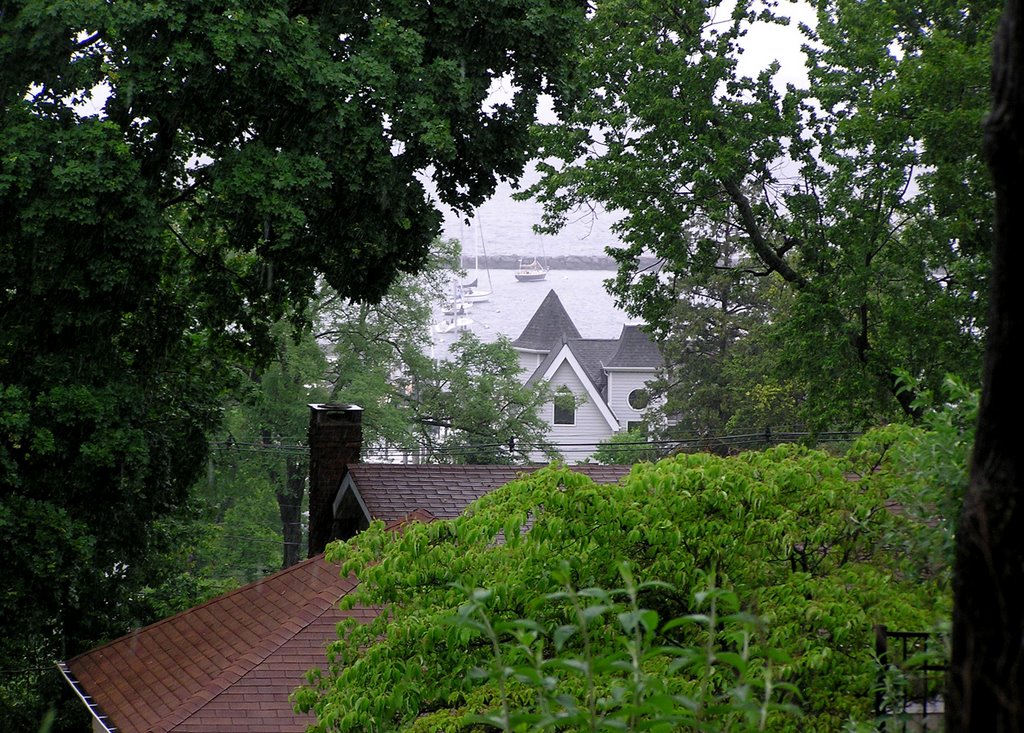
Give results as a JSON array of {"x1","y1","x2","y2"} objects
[{"x1": 459, "y1": 254, "x2": 659, "y2": 271}]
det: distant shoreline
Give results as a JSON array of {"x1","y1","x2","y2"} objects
[{"x1": 459, "y1": 254, "x2": 659, "y2": 271}]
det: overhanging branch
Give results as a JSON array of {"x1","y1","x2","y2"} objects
[{"x1": 721, "y1": 178, "x2": 808, "y2": 288}]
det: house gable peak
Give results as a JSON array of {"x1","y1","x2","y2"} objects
[{"x1": 511, "y1": 290, "x2": 582, "y2": 352}]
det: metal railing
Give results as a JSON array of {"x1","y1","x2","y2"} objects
[{"x1": 874, "y1": 625, "x2": 947, "y2": 732}]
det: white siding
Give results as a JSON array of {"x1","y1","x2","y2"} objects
[
  {"x1": 606, "y1": 370, "x2": 658, "y2": 427},
  {"x1": 516, "y1": 351, "x2": 545, "y2": 384},
  {"x1": 534, "y1": 361, "x2": 616, "y2": 463}
]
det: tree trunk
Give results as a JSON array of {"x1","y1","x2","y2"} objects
[
  {"x1": 277, "y1": 456, "x2": 305, "y2": 568},
  {"x1": 261, "y1": 427, "x2": 305, "y2": 569},
  {"x1": 948, "y1": 1, "x2": 1024, "y2": 729}
]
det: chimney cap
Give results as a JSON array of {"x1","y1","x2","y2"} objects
[{"x1": 308, "y1": 403, "x2": 364, "y2": 412}]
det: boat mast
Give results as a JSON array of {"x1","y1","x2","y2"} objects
[{"x1": 477, "y1": 221, "x2": 493, "y2": 294}]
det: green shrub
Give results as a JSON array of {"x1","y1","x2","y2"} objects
[{"x1": 296, "y1": 435, "x2": 948, "y2": 731}]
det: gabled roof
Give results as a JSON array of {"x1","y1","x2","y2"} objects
[
  {"x1": 342, "y1": 463, "x2": 631, "y2": 524},
  {"x1": 62, "y1": 465, "x2": 632, "y2": 733},
  {"x1": 529, "y1": 343, "x2": 623, "y2": 431},
  {"x1": 61, "y1": 554, "x2": 374, "y2": 733},
  {"x1": 526, "y1": 339, "x2": 617, "y2": 390},
  {"x1": 604, "y1": 325, "x2": 662, "y2": 370},
  {"x1": 511, "y1": 290, "x2": 582, "y2": 351},
  {"x1": 566, "y1": 339, "x2": 620, "y2": 394}
]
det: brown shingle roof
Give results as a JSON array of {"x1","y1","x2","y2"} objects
[
  {"x1": 346, "y1": 463, "x2": 631, "y2": 522},
  {"x1": 63, "y1": 554, "x2": 374, "y2": 733},
  {"x1": 62, "y1": 466, "x2": 631, "y2": 732}
]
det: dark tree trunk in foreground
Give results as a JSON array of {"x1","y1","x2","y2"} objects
[{"x1": 948, "y1": 1, "x2": 1024, "y2": 729}]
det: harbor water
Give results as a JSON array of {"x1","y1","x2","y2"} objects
[{"x1": 430, "y1": 268, "x2": 636, "y2": 359}]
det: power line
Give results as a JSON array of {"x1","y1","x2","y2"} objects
[{"x1": 204, "y1": 428, "x2": 862, "y2": 463}]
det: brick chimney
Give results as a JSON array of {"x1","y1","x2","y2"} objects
[{"x1": 307, "y1": 404, "x2": 363, "y2": 557}]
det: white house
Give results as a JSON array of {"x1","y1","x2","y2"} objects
[{"x1": 511, "y1": 290, "x2": 662, "y2": 461}]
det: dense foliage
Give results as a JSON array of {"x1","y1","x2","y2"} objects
[
  {"x1": 639, "y1": 237, "x2": 801, "y2": 435},
  {"x1": 171, "y1": 252, "x2": 554, "y2": 587},
  {"x1": 414, "y1": 333, "x2": 557, "y2": 464},
  {"x1": 433, "y1": 567, "x2": 802, "y2": 732},
  {"x1": 298, "y1": 430, "x2": 949, "y2": 731},
  {"x1": 0, "y1": 0, "x2": 1002, "y2": 727},
  {"x1": 525, "y1": 0, "x2": 995, "y2": 430},
  {"x1": 592, "y1": 428, "x2": 664, "y2": 465},
  {"x1": 0, "y1": 0, "x2": 583, "y2": 726}
]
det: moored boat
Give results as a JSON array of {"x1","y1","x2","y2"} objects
[
  {"x1": 514, "y1": 258, "x2": 548, "y2": 282},
  {"x1": 434, "y1": 315, "x2": 473, "y2": 334},
  {"x1": 441, "y1": 299, "x2": 473, "y2": 316},
  {"x1": 460, "y1": 277, "x2": 491, "y2": 303}
]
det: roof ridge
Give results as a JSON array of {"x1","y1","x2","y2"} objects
[
  {"x1": 65, "y1": 554, "x2": 333, "y2": 665},
  {"x1": 605, "y1": 324, "x2": 662, "y2": 369}
]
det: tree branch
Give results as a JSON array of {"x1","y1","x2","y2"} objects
[{"x1": 720, "y1": 178, "x2": 809, "y2": 288}]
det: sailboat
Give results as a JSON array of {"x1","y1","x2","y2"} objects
[
  {"x1": 441, "y1": 299, "x2": 473, "y2": 316},
  {"x1": 514, "y1": 257, "x2": 548, "y2": 282},
  {"x1": 439, "y1": 280, "x2": 471, "y2": 315},
  {"x1": 435, "y1": 279, "x2": 473, "y2": 333},
  {"x1": 514, "y1": 234, "x2": 549, "y2": 282},
  {"x1": 461, "y1": 224, "x2": 493, "y2": 303},
  {"x1": 460, "y1": 278, "x2": 490, "y2": 304},
  {"x1": 434, "y1": 312, "x2": 473, "y2": 333}
]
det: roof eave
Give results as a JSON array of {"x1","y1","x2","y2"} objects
[{"x1": 57, "y1": 662, "x2": 119, "y2": 733}]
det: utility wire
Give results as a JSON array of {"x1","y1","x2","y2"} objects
[{"x1": 204, "y1": 429, "x2": 862, "y2": 463}]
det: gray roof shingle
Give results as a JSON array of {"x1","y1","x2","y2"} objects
[
  {"x1": 604, "y1": 325, "x2": 662, "y2": 370},
  {"x1": 566, "y1": 340, "x2": 619, "y2": 394},
  {"x1": 346, "y1": 463, "x2": 631, "y2": 522},
  {"x1": 525, "y1": 339, "x2": 619, "y2": 391},
  {"x1": 511, "y1": 290, "x2": 582, "y2": 351}
]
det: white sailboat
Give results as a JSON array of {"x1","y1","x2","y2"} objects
[
  {"x1": 461, "y1": 224, "x2": 493, "y2": 303},
  {"x1": 434, "y1": 314, "x2": 473, "y2": 333},
  {"x1": 514, "y1": 233, "x2": 549, "y2": 282},
  {"x1": 514, "y1": 257, "x2": 548, "y2": 282},
  {"x1": 436, "y1": 280, "x2": 473, "y2": 333},
  {"x1": 441, "y1": 299, "x2": 473, "y2": 316}
]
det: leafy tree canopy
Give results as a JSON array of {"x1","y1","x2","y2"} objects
[
  {"x1": 524, "y1": 0, "x2": 996, "y2": 430},
  {"x1": 299, "y1": 430, "x2": 949, "y2": 731},
  {"x1": 0, "y1": 0, "x2": 584, "y2": 725},
  {"x1": 188, "y1": 243, "x2": 554, "y2": 587},
  {"x1": 413, "y1": 333, "x2": 557, "y2": 464},
  {"x1": 319, "y1": 238, "x2": 459, "y2": 454},
  {"x1": 592, "y1": 427, "x2": 663, "y2": 464}
]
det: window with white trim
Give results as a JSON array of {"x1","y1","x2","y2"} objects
[
  {"x1": 552, "y1": 387, "x2": 578, "y2": 425},
  {"x1": 627, "y1": 388, "x2": 650, "y2": 410},
  {"x1": 553, "y1": 403, "x2": 576, "y2": 425}
]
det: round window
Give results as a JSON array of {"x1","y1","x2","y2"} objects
[{"x1": 627, "y1": 388, "x2": 649, "y2": 410}]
